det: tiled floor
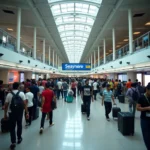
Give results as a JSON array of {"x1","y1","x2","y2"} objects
[{"x1": 0, "y1": 95, "x2": 146, "y2": 150}]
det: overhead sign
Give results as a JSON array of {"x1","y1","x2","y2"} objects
[{"x1": 62, "y1": 63, "x2": 91, "y2": 71}]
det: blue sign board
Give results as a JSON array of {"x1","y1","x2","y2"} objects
[{"x1": 62, "y1": 63, "x2": 91, "y2": 71}]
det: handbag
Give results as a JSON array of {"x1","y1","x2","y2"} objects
[{"x1": 51, "y1": 100, "x2": 56, "y2": 110}]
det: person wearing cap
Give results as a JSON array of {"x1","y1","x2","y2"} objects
[
  {"x1": 39, "y1": 83, "x2": 56, "y2": 134},
  {"x1": 102, "y1": 83, "x2": 116, "y2": 121},
  {"x1": 81, "y1": 79, "x2": 94, "y2": 120},
  {"x1": 137, "y1": 83, "x2": 150, "y2": 150}
]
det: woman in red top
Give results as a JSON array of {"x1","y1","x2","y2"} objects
[
  {"x1": 39, "y1": 83, "x2": 56, "y2": 134},
  {"x1": 71, "y1": 79, "x2": 77, "y2": 98}
]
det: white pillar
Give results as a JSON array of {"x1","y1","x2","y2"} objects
[
  {"x1": 53, "y1": 50, "x2": 54, "y2": 67},
  {"x1": 33, "y1": 27, "x2": 36, "y2": 59},
  {"x1": 128, "y1": 9, "x2": 133, "y2": 54},
  {"x1": 91, "y1": 54, "x2": 93, "y2": 69},
  {"x1": 43, "y1": 39, "x2": 45, "y2": 63},
  {"x1": 112, "y1": 28, "x2": 116, "y2": 60},
  {"x1": 98, "y1": 46, "x2": 100, "y2": 66},
  {"x1": 56, "y1": 54, "x2": 57, "y2": 68},
  {"x1": 103, "y1": 39, "x2": 106, "y2": 64},
  {"x1": 16, "y1": 8, "x2": 21, "y2": 52},
  {"x1": 94, "y1": 50, "x2": 96, "y2": 68},
  {"x1": 49, "y1": 46, "x2": 51, "y2": 65}
]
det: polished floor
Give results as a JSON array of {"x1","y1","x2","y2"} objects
[{"x1": 0, "y1": 94, "x2": 146, "y2": 150}]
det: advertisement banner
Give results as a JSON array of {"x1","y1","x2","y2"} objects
[{"x1": 62, "y1": 63, "x2": 91, "y2": 71}]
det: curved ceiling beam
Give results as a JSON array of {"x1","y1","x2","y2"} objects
[
  {"x1": 57, "y1": 22, "x2": 93, "y2": 27},
  {"x1": 59, "y1": 30, "x2": 90, "y2": 34},
  {"x1": 49, "y1": 0, "x2": 100, "y2": 7},
  {"x1": 54, "y1": 13, "x2": 96, "y2": 20}
]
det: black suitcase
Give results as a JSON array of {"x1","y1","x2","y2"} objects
[
  {"x1": 112, "y1": 105, "x2": 121, "y2": 119},
  {"x1": 118, "y1": 112, "x2": 134, "y2": 136},
  {"x1": 1, "y1": 118, "x2": 10, "y2": 133},
  {"x1": 81, "y1": 104, "x2": 86, "y2": 113},
  {"x1": 33, "y1": 107, "x2": 39, "y2": 120},
  {"x1": 118, "y1": 95, "x2": 125, "y2": 103}
]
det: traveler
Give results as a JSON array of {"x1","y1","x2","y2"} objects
[
  {"x1": 81, "y1": 79, "x2": 94, "y2": 120},
  {"x1": 137, "y1": 82, "x2": 146, "y2": 96},
  {"x1": 25, "y1": 87, "x2": 34, "y2": 127},
  {"x1": 137, "y1": 83, "x2": 150, "y2": 150},
  {"x1": 102, "y1": 84, "x2": 116, "y2": 121},
  {"x1": 71, "y1": 79, "x2": 77, "y2": 98},
  {"x1": 108, "y1": 79, "x2": 114, "y2": 91},
  {"x1": 126, "y1": 79, "x2": 132, "y2": 89},
  {"x1": 77, "y1": 80, "x2": 82, "y2": 95},
  {"x1": 126, "y1": 83, "x2": 140, "y2": 116},
  {"x1": 39, "y1": 83, "x2": 56, "y2": 134},
  {"x1": 93, "y1": 80, "x2": 98, "y2": 100},
  {"x1": 4, "y1": 82, "x2": 28, "y2": 150},
  {"x1": 30, "y1": 80, "x2": 40, "y2": 119},
  {"x1": 62, "y1": 80, "x2": 69, "y2": 102},
  {"x1": 57, "y1": 79, "x2": 63, "y2": 99},
  {"x1": 117, "y1": 80, "x2": 123, "y2": 95}
]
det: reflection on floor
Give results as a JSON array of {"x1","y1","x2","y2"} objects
[{"x1": 0, "y1": 95, "x2": 146, "y2": 150}]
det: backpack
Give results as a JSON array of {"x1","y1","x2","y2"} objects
[
  {"x1": 63, "y1": 82, "x2": 68, "y2": 90},
  {"x1": 131, "y1": 88, "x2": 139, "y2": 101},
  {"x1": 10, "y1": 92, "x2": 24, "y2": 112},
  {"x1": 117, "y1": 83, "x2": 122, "y2": 90},
  {"x1": 78, "y1": 82, "x2": 81, "y2": 87}
]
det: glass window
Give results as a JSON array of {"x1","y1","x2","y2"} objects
[{"x1": 49, "y1": 1, "x2": 101, "y2": 62}]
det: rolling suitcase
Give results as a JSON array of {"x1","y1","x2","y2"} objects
[
  {"x1": 66, "y1": 95, "x2": 73, "y2": 103},
  {"x1": 1, "y1": 118, "x2": 10, "y2": 133},
  {"x1": 118, "y1": 112, "x2": 134, "y2": 136},
  {"x1": 33, "y1": 107, "x2": 39, "y2": 120},
  {"x1": 118, "y1": 95, "x2": 125, "y2": 103},
  {"x1": 81, "y1": 104, "x2": 86, "y2": 113},
  {"x1": 112, "y1": 105, "x2": 121, "y2": 119}
]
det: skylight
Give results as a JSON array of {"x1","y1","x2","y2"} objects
[{"x1": 49, "y1": 0, "x2": 102, "y2": 63}]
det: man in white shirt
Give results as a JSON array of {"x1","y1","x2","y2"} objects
[
  {"x1": 25, "y1": 87, "x2": 34, "y2": 127},
  {"x1": 4, "y1": 82, "x2": 28, "y2": 150},
  {"x1": 93, "y1": 80, "x2": 98, "y2": 100},
  {"x1": 57, "y1": 79, "x2": 63, "y2": 99}
]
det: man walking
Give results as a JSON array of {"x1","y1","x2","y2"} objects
[
  {"x1": 62, "y1": 79, "x2": 68, "y2": 102},
  {"x1": 81, "y1": 79, "x2": 94, "y2": 120},
  {"x1": 102, "y1": 84, "x2": 116, "y2": 121},
  {"x1": 93, "y1": 79, "x2": 98, "y2": 100},
  {"x1": 39, "y1": 83, "x2": 56, "y2": 134},
  {"x1": 4, "y1": 82, "x2": 28, "y2": 150}
]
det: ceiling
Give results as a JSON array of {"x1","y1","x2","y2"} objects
[{"x1": 0, "y1": 0, "x2": 150, "y2": 64}]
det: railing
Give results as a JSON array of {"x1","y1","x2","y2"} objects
[
  {"x1": 94, "y1": 31, "x2": 150, "y2": 68},
  {"x1": 0, "y1": 28, "x2": 54, "y2": 68}
]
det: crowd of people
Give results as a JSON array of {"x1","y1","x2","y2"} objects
[{"x1": 0, "y1": 77, "x2": 150, "y2": 150}]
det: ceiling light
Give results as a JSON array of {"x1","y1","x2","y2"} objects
[
  {"x1": 123, "y1": 39, "x2": 128, "y2": 42},
  {"x1": 145, "y1": 22, "x2": 150, "y2": 25},
  {"x1": 116, "y1": 45, "x2": 121, "y2": 48},
  {"x1": 7, "y1": 28, "x2": 13, "y2": 31},
  {"x1": 133, "y1": 32, "x2": 140, "y2": 35}
]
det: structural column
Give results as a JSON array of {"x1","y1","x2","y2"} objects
[
  {"x1": 53, "y1": 50, "x2": 55, "y2": 67},
  {"x1": 56, "y1": 54, "x2": 57, "y2": 68},
  {"x1": 16, "y1": 8, "x2": 21, "y2": 52},
  {"x1": 33, "y1": 27, "x2": 36, "y2": 59},
  {"x1": 94, "y1": 50, "x2": 96, "y2": 68},
  {"x1": 128, "y1": 9, "x2": 133, "y2": 54},
  {"x1": 112, "y1": 28, "x2": 116, "y2": 60},
  {"x1": 91, "y1": 54, "x2": 93, "y2": 69},
  {"x1": 43, "y1": 39, "x2": 45, "y2": 63},
  {"x1": 98, "y1": 46, "x2": 100, "y2": 66},
  {"x1": 49, "y1": 46, "x2": 51, "y2": 65},
  {"x1": 103, "y1": 39, "x2": 106, "y2": 64}
]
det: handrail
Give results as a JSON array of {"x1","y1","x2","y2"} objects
[{"x1": 95, "y1": 30, "x2": 150, "y2": 69}]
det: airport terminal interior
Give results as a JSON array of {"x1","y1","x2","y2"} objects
[{"x1": 0, "y1": 0, "x2": 150, "y2": 150}]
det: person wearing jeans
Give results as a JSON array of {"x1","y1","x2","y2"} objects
[
  {"x1": 102, "y1": 84, "x2": 115, "y2": 121},
  {"x1": 62, "y1": 80, "x2": 68, "y2": 102},
  {"x1": 40, "y1": 83, "x2": 56, "y2": 134},
  {"x1": 81, "y1": 79, "x2": 94, "y2": 120},
  {"x1": 137, "y1": 83, "x2": 150, "y2": 150}
]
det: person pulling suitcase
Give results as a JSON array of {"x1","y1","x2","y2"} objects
[{"x1": 102, "y1": 84, "x2": 116, "y2": 121}]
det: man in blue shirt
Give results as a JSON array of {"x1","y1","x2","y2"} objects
[{"x1": 102, "y1": 84, "x2": 116, "y2": 121}]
